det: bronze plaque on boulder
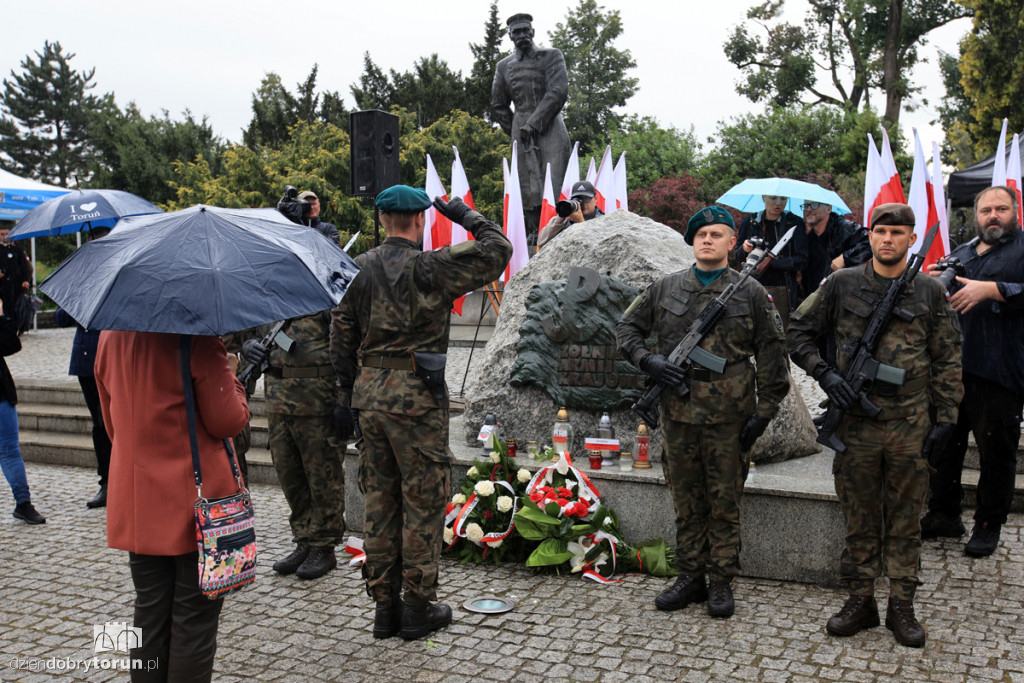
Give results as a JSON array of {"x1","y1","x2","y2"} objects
[{"x1": 510, "y1": 266, "x2": 645, "y2": 409}]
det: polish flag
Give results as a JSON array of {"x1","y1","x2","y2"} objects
[
  {"x1": 539, "y1": 163, "x2": 557, "y2": 231},
  {"x1": 424, "y1": 154, "x2": 451, "y2": 252},
  {"x1": 864, "y1": 134, "x2": 893, "y2": 227},
  {"x1": 593, "y1": 145, "x2": 615, "y2": 213},
  {"x1": 907, "y1": 129, "x2": 945, "y2": 268},
  {"x1": 992, "y1": 118, "x2": 1008, "y2": 186},
  {"x1": 450, "y1": 146, "x2": 475, "y2": 316},
  {"x1": 585, "y1": 157, "x2": 597, "y2": 185},
  {"x1": 503, "y1": 141, "x2": 530, "y2": 282},
  {"x1": 932, "y1": 141, "x2": 951, "y2": 257},
  {"x1": 613, "y1": 152, "x2": 628, "y2": 211},
  {"x1": 1006, "y1": 133, "x2": 1024, "y2": 227},
  {"x1": 559, "y1": 142, "x2": 581, "y2": 201},
  {"x1": 880, "y1": 128, "x2": 906, "y2": 204}
]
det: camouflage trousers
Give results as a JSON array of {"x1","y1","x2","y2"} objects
[
  {"x1": 267, "y1": 413, "x2": 346, "y2": 547},
  {"x1": 358, "y1": 406, "x2": 451, "y2": 606},
  {"x1": 662, "y1": 416, "x2": 748, "y2": 581},
  {"x1": 834, "y1": 411, "x2": 930, "y2": 600}
]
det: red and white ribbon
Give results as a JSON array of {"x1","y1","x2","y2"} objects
[
  {"x1": 344, "y1": 536, "x2": 366, "y2": 567},
  {"x1": 452, "y1": 480, "x2": 519, "y2": 546}
]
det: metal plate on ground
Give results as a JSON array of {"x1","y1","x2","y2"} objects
[{"x1": 462, "y1": 595, "x2": 515, "y2": 614}]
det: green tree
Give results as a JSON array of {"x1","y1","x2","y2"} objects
[
  {"x1": 243, "y1": 65, "x2": 348, "y2": 149},
  {"x1": 350, "y1": 53, "x2": 393, "y2": 111},
  {"x1": 725, "y1": 0, "x2": 969, "y2": 124},
  {"x1": 698, "y1": 106, "x2": 908, "y2": 202},
  {"x1": 957, "y1": 0, "x2": 1024, "y2": 159},
  {"x1": 606, "y1": 116, "x2": 701, "y2": 191},
  {"x1": 389, "y1": 55, "x2": 472, "y2": 128},
  {"x1": 549, "y1": 0, "x2": 638, "y2": 155},
  {"x1": 0, "y1": 41, "x2": 110, "y2": 186},
  {"x1": 937, "y1": 49, "x2": 977, "y2": 168},
  {"x1": 468, "y1": 1, "x2": 509, "y2": 119},
  {"x1": 90, "y1": 104, "x2": 224, "y2": 205}
]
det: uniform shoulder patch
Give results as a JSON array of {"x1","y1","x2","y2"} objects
[
  {"x1": 773, "y1": 310, "x2": 783, "y2": 332},
  {"x1": 450, "y1": 241, "x2": 476, "y2": 258}
]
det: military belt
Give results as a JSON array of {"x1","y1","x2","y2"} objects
[
  {"x1": 870, "y1": 373, "x2": 928, "y2": 397},
  {"x1": 690, "y1": 361, "x2": 750, "y2": 382},
  {"x1": 264, "y1": 365, "x2": 335, "y2": 379},
  {"x1": 362, "y1": 354, "x2": 415, "y2": 371}
]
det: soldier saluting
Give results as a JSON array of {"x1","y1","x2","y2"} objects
[
  {"x1": 787, "y1": 203, "x2": 963, "y2": 648},
  {"x1": 616, "y1": 206, "x2": 790, "y2": 619}
]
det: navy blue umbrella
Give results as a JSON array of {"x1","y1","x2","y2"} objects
[
  {"x1": 7, "y1": 189, "x2": 162, "y2": 240},
  {"x1": 39, "y1": 205, "x2": 360, "y2": 335}
]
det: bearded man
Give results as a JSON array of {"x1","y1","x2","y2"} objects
[{"x1": 920, "y1": 185, "x2": 1024, "y2": 558}]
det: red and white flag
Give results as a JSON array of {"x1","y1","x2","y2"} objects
[
  {"x1": 907, "y1": 129, "x2": 945, "y2": 268},
  {"x1": 880, "y1": 128, "x2": 906, "y2": 204},
  {"x1": 539, "y1": 162, "x2": 557, "y2": 230},
  {"x1": 863, "y1": 134, "x2": 902, "y2": 226},
  {"x1": 594, "y1": 145, "x2": 615, "y2": 213},
  {"x1": 503, "y1": 141, "x2": 529, "y2": 283},
  {"x1": 424, "y1": 154, "x2": 451, "y2": 252},
  {"x1": 613, "y1": 152, "x2": 628, "y2": 211},
  {"x1": 559, "y1": 142, "x2": 580, "y2": 201},
  {"x1": 585, "y1": 157, "x2": 597, "y2": 185},
  {"x1": 992, "y1": 118, "x2": 1009, "y2": 186},
  {"x1": 1006, "y1": 133, "x2": 1023, "y2": 227},
  {"x1": 932, "y1": 141, "x2": 951, "y2": 257},
  {"x1": 449, "y1": 146, "x2": 475, "y2": 316}
]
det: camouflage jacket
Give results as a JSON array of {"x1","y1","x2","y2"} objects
[
  {"x1": 615, "y1": 266, "x2": 790, "y2": 424},
  {"x1": 787, "y1": 260, "x2": 963, "y2": 422},
  {"x1": 252, "y1": 310, "x2": 336, "y2": 416},
  {"x1": 331, "y1": 212, "x2": 512, "y2": 414}
]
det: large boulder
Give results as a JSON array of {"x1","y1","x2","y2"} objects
[{"x1": 463, "y1": 210, "x2": 819, "y2": 464}]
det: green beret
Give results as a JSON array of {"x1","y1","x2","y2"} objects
[
  {"x1": 375, "y1": 185, "x2": 431, "y2": 213},
  {"x1": 870, "y1": 202, "x2": 915, "y2": 228},
  {"x1": 685, "y1": 206, "x2": 735, "y2": 245}
]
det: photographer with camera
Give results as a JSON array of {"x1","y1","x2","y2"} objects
[
  {"x1": 277, "y1": 186, "x2": 340, "y2": 246},
  {"x1": 537, "y1": 180, "x2": 604, "y2": 249}
]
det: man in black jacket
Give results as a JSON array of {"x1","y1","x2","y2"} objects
[
  {"x1": 296, "y1": 191, "x2": 339, "y2": 245},
  {"x1": 801, "y1": 201, "x2": 872, "y2": 297},
  {"x1": 733, "y1": 195, "x2": 808, "y2": 329},
  {"x1": 921, "y1": 185, "x2": 1024, "y2": 557}
]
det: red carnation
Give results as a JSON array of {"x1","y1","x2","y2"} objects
[
  {"x1": 529, "y1": 491, "x2": 545, "y2": 503},
  {"x1": 483, "y1": 510, "x2": 495, "y2": 520}
]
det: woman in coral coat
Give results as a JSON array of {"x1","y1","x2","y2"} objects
[{"x1": 96, "y1": 332, "x2": 249, "y2": 683}]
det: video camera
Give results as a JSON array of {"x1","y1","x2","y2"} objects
[
  {"x1": 555, "y1": 199, "x2": 580, "y2": 219},
  {"x1": 276, "y1": 186, "x2": 310, "y2": 225},
  {"x1": 935, "y1": 256, "x2": 966, "y2": 295}
]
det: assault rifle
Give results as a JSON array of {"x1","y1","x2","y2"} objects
[
  {"x1": 631, "y1": 226, "x2": 796, "y2": 429},
  {"x1": 237, "y1": 321, "x2": 293, "y2": 396},
  {"x1": 816, "y1": 222, "x2": 940, "y2": 453}
]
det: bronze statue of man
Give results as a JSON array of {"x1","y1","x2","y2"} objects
[{"x1": 492, "y1": 13, "x2": 571, "y2": 235}]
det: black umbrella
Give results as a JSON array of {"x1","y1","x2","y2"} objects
[
  {"x1": 39, "y1": 205, "x2": 360, "y2": 335},
  {"x1": 7, "y1": 189, "x2": 163, "y2": 240}
]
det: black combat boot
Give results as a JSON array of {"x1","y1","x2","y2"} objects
[
  {"x1": 272, "y1": 545, "x2": 310, "y2": 575},
  {"x1": 654, "y1": 575, "x2": 708, "y2": 611},
  {"x1": 12, "y1": 501, "x2": 45, "y2": 524},
  {"x1": 295, "y1": 546, "x2": 337, "y2": 580},
  {"x1": 920, "y1": 511, "x2": 965, "y2": 539},
  {"x1": 399, "y1": 601, "x2": 453, "y2": 640},
  {"x1": 885, "y1": 597, "x2": 926, "y2": 648},
  {"x1": 373, "y1": 575, "x2": 404, "y2": 639},
  {"x1": 706, "y1": 579, "x2": 735, "y2": 618},
  {"x1": 86, "y1": 486, "x2": 107, "y2": 509},
  {"x1": 964, "y1": 521, "x2": 1000, "y2": 557},
  {"x1": 825, "y1": 595, "x2": 879, "y2": 636}
]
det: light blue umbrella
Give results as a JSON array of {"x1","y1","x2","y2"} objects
[
  {"x1": 7, "y1": 189, "x2": 162, "y2": 240},
  {"x1": 717, "y1": 178, "x2": 852, "y2": 216}
]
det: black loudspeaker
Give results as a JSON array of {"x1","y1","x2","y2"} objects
[{"x1": 350, "y1": 110, "x2": 400, "y2": 197}]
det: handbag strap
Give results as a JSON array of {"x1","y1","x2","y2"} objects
[{"x1": 180, "y1": 335, "x2": 243, "y2": 497}]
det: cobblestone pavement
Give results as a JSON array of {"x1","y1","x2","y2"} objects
[{"x1": 2, "y1": 462, "x2": 1023, "y2": 682}]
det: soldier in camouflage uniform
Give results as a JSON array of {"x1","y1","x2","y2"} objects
[
  {"x1": 241, "y1": 310, "x2": 345, "y2": 580},
  {"x1": 787, "y1": 203, "x2": 963, "y2": 648},
  {"x1": 330, "y1": 185, "x2": 512, "y2": 641},
  {"x1": 616, "y1": 206, "x2": 790, "y2": 619}
]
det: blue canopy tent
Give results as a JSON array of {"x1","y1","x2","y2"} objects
[{"x1": 0, "y1": 168, "x2": 69, "y2": 220}]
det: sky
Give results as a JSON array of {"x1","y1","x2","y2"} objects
[{"x1": 1, "y1": 0, "x2": 972, "y2": 165}]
